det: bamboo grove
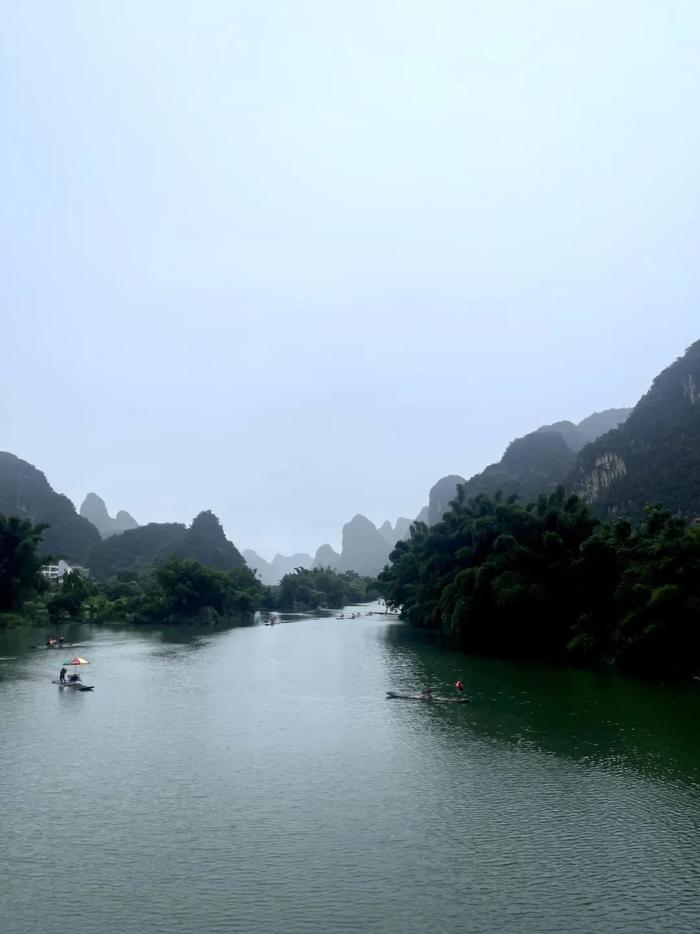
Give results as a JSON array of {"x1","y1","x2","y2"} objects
[{"x1": 379, "y1": 487, "x2": 700, "y2": 677}]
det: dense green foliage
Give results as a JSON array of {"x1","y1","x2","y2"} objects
[
  {"x1": 0, "y1": 453, "x2": 100, "y2": 561},
  {"x1": 0, "y1": 505, "x2": 262, "y2": 626},
  {"x1": 46, "y1": 569, "x2": 98, "y2": 620},
  {"x1": 64, "y1": 558, "x2": 264, "y2": 625},
  {"x1": 0, "y1": 514, "x2": 47, "y2": 613},
  {"x1": 268, "y1": 567, "x2": 379, "y2": 611},
  {"x1": 379, "y1": 488, "x2": 700, "y2": 677},
  {"x1": 151, "y1": 558, "x2": 261, "y2": 621},
  {"x1": 87, "y1": 510, "x2": 246, "y2": 579}
]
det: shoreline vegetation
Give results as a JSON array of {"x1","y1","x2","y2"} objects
[
  {"x1": 3, "y1": 493, "x2": 700, "y2": 680},
  {"x1": 0, "y1": 515, "x2": 380, "y2": 629},
  {"x1": 379, "y1": 487, "x2": 700, "y2": 679}
]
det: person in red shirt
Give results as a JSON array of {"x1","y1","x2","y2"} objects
[{"x1": 455, "y1": 679, "x2": 464, "y2": 696}]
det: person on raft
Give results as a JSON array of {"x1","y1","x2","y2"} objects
[
  {"x1": 455, "y1": 679, "x2": 464, "y2": 696},
  {"x1": 59, "y1": 667, "x2": 67, "y2": 684}
]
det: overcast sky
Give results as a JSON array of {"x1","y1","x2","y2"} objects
[{"x1": 2, "y1": 1, "x2": 699, "y2": 557}]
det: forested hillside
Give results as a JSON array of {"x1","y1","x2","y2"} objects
[
  {"x1": 0, "y1": 453, "x2": 100, "y2": 562},
  {"x1": 571, "y1": 341, "x2": 700, "y2": 520},
  {"x1": 88, "y1": 510, "x2": 245, "y2": 579},
  {"x1": 426, "y1": 409, "x2": 630, "y2": 527}
]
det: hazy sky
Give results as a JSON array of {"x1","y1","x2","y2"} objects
[{"x1": 2, "y1": 1, "x2": 699, "y2": 557}]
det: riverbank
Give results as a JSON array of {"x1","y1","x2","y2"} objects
[{"x1": 0, "y1": 611, "x2": 32, "y2": 628}]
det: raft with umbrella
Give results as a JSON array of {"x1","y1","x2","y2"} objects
[{"x1": 52, "y1": 657, "x2": 94, "y2": 691}]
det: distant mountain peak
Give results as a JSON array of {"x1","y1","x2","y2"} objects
[
  {"x1": 189, "y1": 509, "x2": 223, "y2": 535},
  {"x1": 313, "y1": 543, "x2": 340, "y2": 570},
  {"x1": 82, "y1": 491, "x2": 109, "y2": 516},
  {"x1": 338, "y1": 514, "x2": 391, "y2": 576},
  {"x1": 423, "y1": 409, "x2": 632, "y2": 526},
  {"x1": 378, "y1": 517, "x2": 412, "y2": 547},
  {"x1": 88, "y1": 508, "x2": 244, "y2": 579},
  {"x1": 427, "y1": 475, "x2": 466, "y2": 525},
  {"x1": 80, "y1": 492, "x2": 138, "y2": 539},
  {"x1": 537, "y1": 408, "x2": 632, "y2": 453},
  {"x1": 243, "y1": 549, "x2": 313, "y2": 584}
]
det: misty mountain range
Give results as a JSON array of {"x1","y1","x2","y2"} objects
[
  {"x1": 1, "y1": 340, "x2": 699, "y2": 581},
  {"x1": 425, "y1": 408, "x2": 632, "y2": 527},
  {"x1": 80, "y1": 492, "x2": 138, "y2": 539},
  {"x1": 87, "y1": 510, "x2": 245, "y2": 580}
]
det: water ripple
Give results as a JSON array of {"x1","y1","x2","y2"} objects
[{"x1": 1, "y1": 613, "x2": 699, "y2": 933}]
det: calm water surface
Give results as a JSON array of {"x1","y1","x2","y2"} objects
[{"x1": 1, "y1": 605, "x2": 699, "y2": 934}]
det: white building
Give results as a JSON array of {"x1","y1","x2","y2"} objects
[{"x1": 40, "y1": 559, "x2": 89, "y2": 582}]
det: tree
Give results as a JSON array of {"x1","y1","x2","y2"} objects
[
  {"x1": 47, "y1": 570, "x2": 97, "y2": 620},
  {"x1": 0, "y1": 514, "x2": 47, "y2": 612},
  {"x1": 152, "y1": 557, "x2": 263, "y2": 621},
  {"x1": 271, "y1": 567, "x2": 379, "y2": 611},
  {"x1": 379, "y1": 487, "x2": 700, "y2": 677}
]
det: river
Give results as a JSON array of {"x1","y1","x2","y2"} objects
[{"x1": 1, "y1": 603, "x2": 699, "y2": 934}]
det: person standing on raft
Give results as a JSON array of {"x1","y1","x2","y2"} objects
[{"x1": 455, "y1": 679, "x2": 464, "y2": 697}]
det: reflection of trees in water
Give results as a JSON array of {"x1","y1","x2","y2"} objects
[
  {"x1": 379, "y1": 621, "x2": 700, "y2": 786},
  {"x1": 133, "y1": 616, "x2": 255, "y2": 648}
]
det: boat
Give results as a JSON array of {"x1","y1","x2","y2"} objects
[
  {"x1": 53, "y1": 656, "x2": 94, "y2": 691},
  {"x1": 33, "y1": 642, "x2": 86, "y2": 650},
  {"x1": 386, "y1": 690, "x2": 468, "y2": 704},
  {"x1": 52, "y1": 678, "x2": 94, "y2": 691}
]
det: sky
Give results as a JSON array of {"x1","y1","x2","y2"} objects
[{"x1": 1, "y1": 1, "x2": 699, "y2": 558}]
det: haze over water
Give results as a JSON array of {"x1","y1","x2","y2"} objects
[{"x1": 2, "y1": 609, "x2": 699, "y2": 934}]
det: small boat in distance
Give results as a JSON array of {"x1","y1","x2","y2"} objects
[
  {"x1": 32, "y1": 641, "x2": 88, "y2": 650},
  {"x1": 386, "y1": 691, "x2": 468, "y2": 704},
  {"x1": 53, "y1": 657, "x2": 94, "y2": 691}
]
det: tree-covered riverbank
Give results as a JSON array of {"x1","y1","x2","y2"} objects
[
  {"x1": 379, "y1": 488, "x2": 700, "y2": 678},
  {"x1": 0, "y1": 514, "x2": 379, "y2": 628},
  {"x1": 0, "y1": 513, "x2": 264, "y2": 627},
  {"x1": 2, "y1": 554, "x2": 264, "y2": 628},
  {"x1": 263, "y1": 567, "x2": 379, "y2": 612}
]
